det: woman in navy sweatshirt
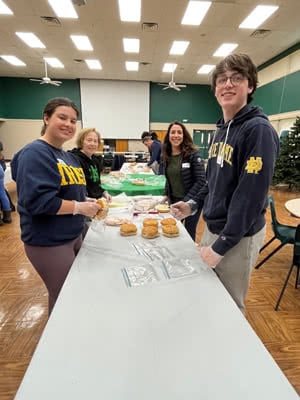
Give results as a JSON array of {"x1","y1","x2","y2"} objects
[{"x1": 11, "y1": 98, "x2": 100, "y2": 315}]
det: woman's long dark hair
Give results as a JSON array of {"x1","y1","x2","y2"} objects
[
  {"x1": 41, "y1": 97, "x2": 80, "y2": 135},
  {"x1": 162, "y1": 121, "x2": 197, "y2": 161}
]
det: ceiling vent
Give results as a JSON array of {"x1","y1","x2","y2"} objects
[
  {"x1": 40, "y1": 16, "x2": 61, "y2": 26},
  {"x1": 250, "y1": 29, "x2": 271, "y2": 39},
  {"x1": 142, "y1": 22, "x2": 158, "y2": 32}
]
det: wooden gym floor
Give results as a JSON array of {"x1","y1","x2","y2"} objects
[{"x1": 0, "y1": 184, "x2": 300, "y2": 399}]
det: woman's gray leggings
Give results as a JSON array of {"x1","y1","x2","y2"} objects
[{"x1": 24, "y1": 236, "x2": 83, "y2": 315}]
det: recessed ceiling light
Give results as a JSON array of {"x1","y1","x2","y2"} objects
[
  {"x1": 85, "y1": 59, "x2": 102, "y2": 70},
  {"x1": 181, "y1": 1, "x2": 211, "y2": 26},
  {"x1": 16, "y1": 32, "x2": 46, "y2": 48},
  {"x1": 44, "y1": 57, "x2": 64, "y2": 68},
  {"x1": 123, "y1": 38, "x2": 140, "y2": 53},
  {"x1": 70, "y1": 35, "x2": 93, "y2": 51},
  {"x1": 0, "y1": 55, "x2": 25, "y2": 66},
  {"x1": 213, "y1": 43, "x2": 238, "y2": 57},
  {"x1": 48, "y1": 0, "x2": 78, "y2": 18},
  {"x1": 118, "y1": 0, "x2": 141, "y2": 22},
  {"x1": 239, "y1": 5, "x2": 279, "y2": 29},
  {"x1": 163, "y1": 63, "x2": 177, "y2": 73},
  {"x1": 0, "y1": 0, "x2": 13, "y2": 14},
  {"x1": 198, "y1": 64, "x2": 215, "y2": 74},
  {"x1": 170, "y1": 41, "x2": 190, "y2": 55},
  {"x1": 125, "y1": 61, "x2": 139, "y2": 71}
]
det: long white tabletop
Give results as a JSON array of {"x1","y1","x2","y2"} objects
[{"x1": 14, "y1": 215, "x2": 299, "y2": 399}]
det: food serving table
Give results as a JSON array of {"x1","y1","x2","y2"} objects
[
  {"x1": 14, "y1": 213, "x2": 299, "y2": 400},
  {"x1": 285, "y1": 198, "x2": 300, "y2": 218},
  {"x1": 101, "y1": 173, "x2": 165, "y2": 196}
]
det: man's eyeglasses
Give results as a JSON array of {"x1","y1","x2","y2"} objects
[{"x1": 215, "y1": 74, "x2": 246, "y2": 88}]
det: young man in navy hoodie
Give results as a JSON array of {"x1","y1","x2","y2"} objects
[{"x1": 171, "y1": 53, "x2": 279, "y2": 313}]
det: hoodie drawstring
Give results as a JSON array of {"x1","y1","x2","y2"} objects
[{"x1": 221, "y1": 119, "x2": 233, "y2": 168}]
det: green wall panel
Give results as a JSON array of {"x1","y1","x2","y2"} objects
[
  {"x1": 0, "y1": 80, "x2": 5, "y2": 117},
  {"x1": 150, "y1": 82, "x2": 220, "y2": 123},
  {"x1": 0, "y1": 77, "x2": 81, "y2": 119},
  {"x1": 254, "y1": 70, "x2": 300, "y2": 115}
]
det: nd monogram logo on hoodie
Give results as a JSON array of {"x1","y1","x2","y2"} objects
[{"x1": 245, "y1": 157, "x2": 263, "y2": 174}]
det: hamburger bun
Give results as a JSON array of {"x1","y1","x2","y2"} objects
[
  {"x1": 155, "y1": 204, "x2": 169, "y2": 213},
  {"x1": 143, "y1": 218, "x2": 158, "y2": 228},
  {"x1": 162, "y1": 224, "x2": 179, "y2": 238},
  {"x1": 120, "y1": 223, "x2": 137, "y2": 236},
  {"x1": 160, "y1": 218, "x2": 177, "y2": 226},
  {"x1": 95, "y1": 198, "x2": 109, "y2": 219},
  {"x1": 142, "y1": 226, "x2": 159, "y2": 239}
]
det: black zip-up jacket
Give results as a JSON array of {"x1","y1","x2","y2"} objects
[
  {"x1": 70, "y1": 148, "x2": 105, "y2": 199},
  {"x1": 192, "y1": 105, "x2": 279, "y2": 256},
  {"x1": 164, "y1": 150, "x2": 206, "y2": 203}
]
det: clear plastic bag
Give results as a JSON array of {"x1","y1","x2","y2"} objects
[
  {"x1": 122, "y1": 263, "x2": 159, "y2": 287},
  {"x1": 162, "y1": 258, "x2": 199, "y2": 279}
]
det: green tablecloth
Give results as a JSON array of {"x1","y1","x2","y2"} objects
[{"x1": 101, "y1": 174, "x2": 166, "y2": 196}]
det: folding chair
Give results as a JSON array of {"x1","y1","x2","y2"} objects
[
  {"x1": 255, "y1": 195, "x2": 296, "y2": 269},
  {"x1": 275, "y1": 224, "x2": 300, "y2": 310}
]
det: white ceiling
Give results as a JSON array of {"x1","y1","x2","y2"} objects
[{"x1": 0, "y1": 0, "x2": 300, "y2": 85}]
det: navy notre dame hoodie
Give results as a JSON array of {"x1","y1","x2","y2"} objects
[{"x1": 196, "y1": 105, "x2": 279, "y2": 256}]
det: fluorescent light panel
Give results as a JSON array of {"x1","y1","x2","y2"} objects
[
  {"x1": 198, "y1": 64, "x2": 215, "y2": 74},
  {"x1": 125, "y1": 61, "x2": 139, "y2": 71},
  {"x1": 1, "y1": 55, "x2": 25, "y2": 66},
  {"x1": 0, "y1": 0, "x2": 13, "y2": 14},
  {"x1": 170, "y1": 41, "x2": 189, "y2": 55},
  {"x1": 181, "y1": 1, "x2": 211, "y2": 25},
  {"x1": 48, "y1": 0, "x2": 78, "y2": 18},
  {"x1": 123, "y1": 38, "x2": 140, "y2": 53},
  {"x1": 118, "y1": 0, "x2": 141, "y2": 22},
  {"x1": 213, "y1": 43, "x2": 238, "y2": 57},
  {"x1": 16, "y1": 32, "x2": 45, "y2": 48},
  {"x1": 85, "y1": 59, "x2": 102, "y2": 70},
  {"x1": 239, "y1": 5, "x2": 279, "y2": 29},
  {"x1": 70, "y1": 35, "x2": 93, "y2": 51},
  {"x1": 163, "y1": 63, "x2": 177, "y2": 73},
  {"x1": 44, "y1": 57, "x2": 64, "y2": 68}
]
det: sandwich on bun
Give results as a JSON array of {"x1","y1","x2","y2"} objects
[
  {"x1": 142, "y1": 226, "x2": 159, "y2": 239},
  {"x1": 120, "y1": 223, "x2": 138, "y2": 236},
  {"x1": 162, "y1": 224, "x2": 179, "y2": 238}
]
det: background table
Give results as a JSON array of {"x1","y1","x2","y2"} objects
[
  {"x1": 101, "y1": 173, "x2": 165, "y2": 196},
  {"x1": 14, "y1": 218, "x2": 299, "y2": 400},
  {"x1": 285, "y1": 198, "x2": 300, "y2": 218}
]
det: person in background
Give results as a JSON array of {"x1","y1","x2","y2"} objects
[
  {"x1": 171, "y1": 53, "x2": 279, "y2": 313},
  {"x1": 0, "y1": 163, "x2": 12, "y2": 226},
  {"x1": 70, "y1": 128, "x2": 112, "y2": 202},
  {"x1": 0, "y1": 141, "x2": 13, "y2": 224},
  {"x1": 141, "y1": 131, "x2": 162, "y2": 174},
  {"x1": 11, "y1": 97, "x2": 101, "y2": 315},
  {"x1": 161, "y1": 121, "x2": 206, "y2": 241}
]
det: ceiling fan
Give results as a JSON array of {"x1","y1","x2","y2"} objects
[
  {"x1": 30, "y1": 60, "x2": 62, "y2": 86},
  {"x1": 158, "y1": 70, "x2": 187, "y2": 91}
]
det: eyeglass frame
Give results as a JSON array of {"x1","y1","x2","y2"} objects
[{"x1": 215, "y1": 73, "x2": 247, "y2": 88}]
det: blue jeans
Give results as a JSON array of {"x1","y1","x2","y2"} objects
[{"x1": 0, "y1": 164, "x2": 10, "y2": 210}]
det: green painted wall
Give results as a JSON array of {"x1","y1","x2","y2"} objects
[
  {"x1": 150, "y1": 82, "x2": 220, "y2": 123},
  {"x1": 0, "y1": 80, "x2": 5, "y2": 117},
  {"x1": 254, "y1": 70, "x2": 300, "y2": 115},
  {"x1": 1, "y1": 70, "x2": 300, "y2": 123},
  {"x1": 0, "y1": 77, "x2": 81, "y2": 119}
]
